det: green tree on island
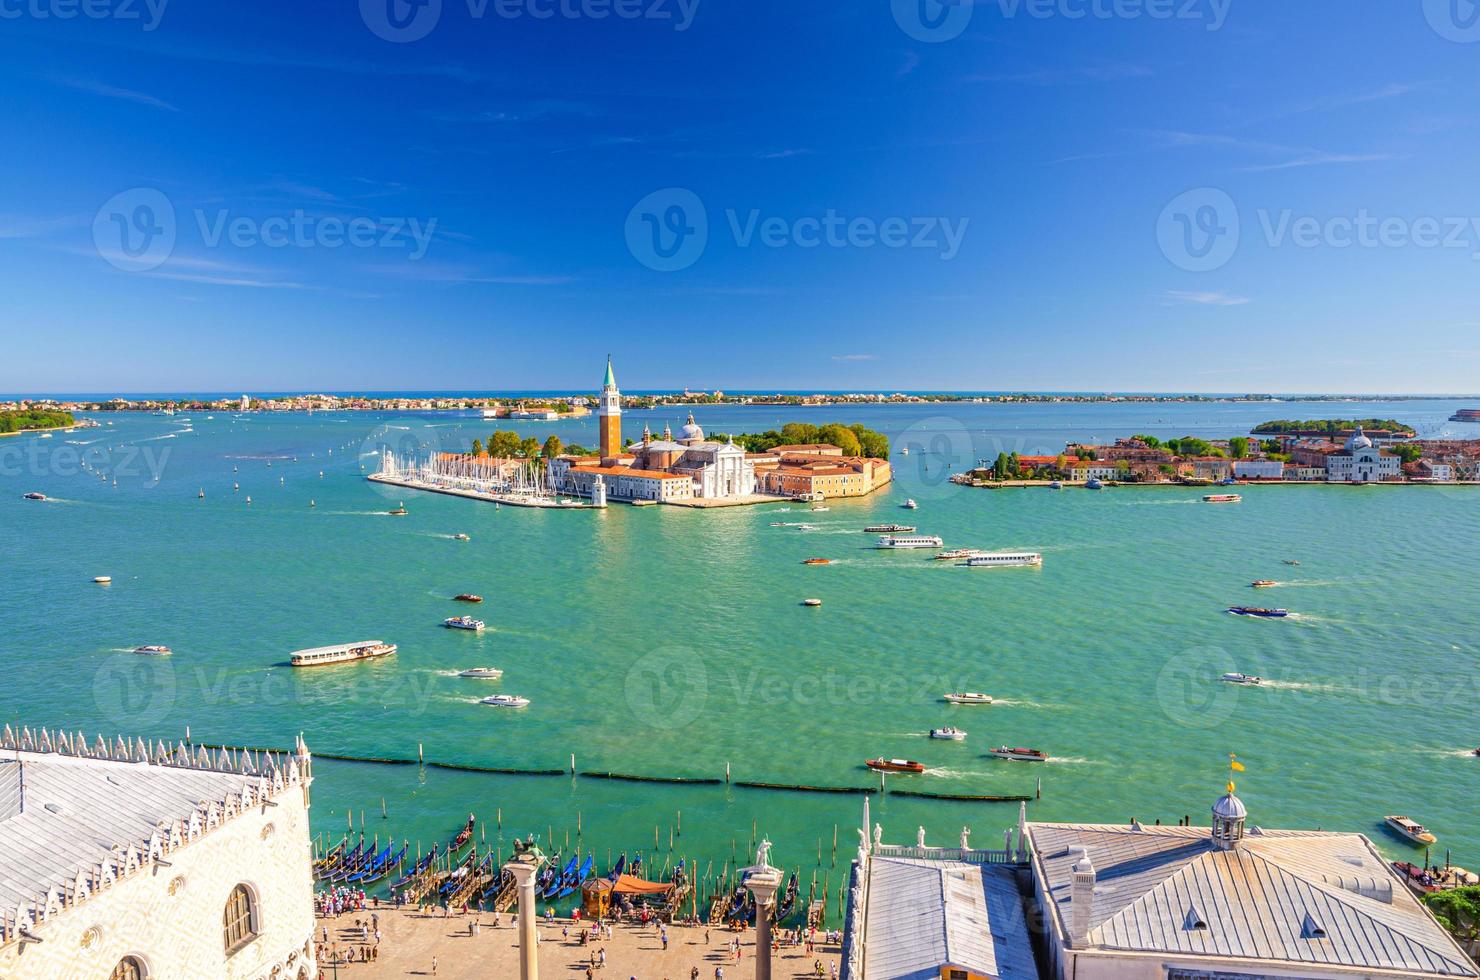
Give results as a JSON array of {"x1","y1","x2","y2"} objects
[
  {"x1": 1229, "y1": 437, "x2": 1249, "y2": 459},
  {"x1": 542, "y1": 435, "x2": 563, "y2": 459},
  {"x1": 470, "y1": 438, "x2": 484, "y2": 457},
  {"x1": 486, "y1": 431, "x2": 523, "y2": 458}
]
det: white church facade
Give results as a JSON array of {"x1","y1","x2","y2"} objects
[{"x1": 1326, "y1": 428, "x2": 1402, "y2": 483}]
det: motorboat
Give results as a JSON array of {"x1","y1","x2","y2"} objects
[
  {"x1": 943, "y1": 692, "x2": 993, "y2": 705},
  {"x1": 1220, "y1": 672, "x2": 1262, "y2": 685},
  {"x1": 902, "y1": 499, "x2": 918, "y2": 509},
  {"x1": 1282, "y1": 559, "x2": 1301, "y2": 566},
  {"x1": 865, "y1": 758, "x2": 925, "y2": 774},
  {"x1": 1203, "y1": 493, "x2": 1242, "y2": 503},
  {"x1": 443, "y1": 616, "x2": 485, "y2": 631},
  {"x1": 1085, "y1": 478, "x2": 1104, "y2": 490},
  {"x1": 22, "y1": 492, "x2": 45, "y2": 500},
  {"x1": 132, "y1": 645, "x2": 172, "y2": 656},
  {"x1": 387, "y1": 506, "x2": 408, "y2": 516},
  {"x1": 989, "y1": 746, "x2": 1048, "y2": 762},
  {"x1": 801, "y1": 598, "x2": 823, "y2": 607},
  {"x1": 458, "y1": 667, "x2": 504, "y2": 679},
  {"x1": 93, "y1": 576, "x2": 112, "y2": 585},
  {"x1": 876, "y1": 535, "x2": 944, "y2": 549},
  {"x1": 1048, "y1": 481, "x2": 1063, "y2": 490},
  {"x1": 453, "y1": 533, "x2": 471, "y2": 541},
  {"x1": 864, "y1": 524, "x2": 915, "y2": 534},
  {"x1": 1385, "y1": 815, "x2": 1438, "y2": 845},
  {"x1": 1228, "y1": 607, "x2": 1288, "y2": 618},
  {"x1": 930, "y1": 727, "x2": 966, "y2": 741},
  {"x1": 965, "y1": 552, "x2": 1042, "y2": 568},
  {"x1": 801, "y1": 558, "x2": 831, "y2": 565},
  {"x1": 810, "y1": 506, "x2": 830, "y2": 512},
  {"x1": 480, "y1": 694, "x2": 530, "y2": 708},
  {"x1": 453, "y1": 594, "x2": 484, "y2": 603},
  {"x1": 291, "y1": 641, "x2": 396, "y2": 667},
  {"x1": 1251, "y1": 580, "x2": 1277, "y2": 588}
]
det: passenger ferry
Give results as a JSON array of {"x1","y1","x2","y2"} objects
[
  {"x1": 877, "y1": 534, "x2": 944, "y2": 550},
  {"x1": 1386, "y1": 815, "x2": 1438, "y2": 845},
  {"x1": 988, "y1": 746, "x2": 1049, "y2": 763},
  {"x1": 935, "y1": 549, "x2": 988, "y2": 560},
  {"x1": 964, "y1": 552, "x2": 1042, "y2": 568},
  {"x1": 291, "y1": 640, "x2": 396, "y2": 667},
  {"x1": 1203, "y1": 493, "x2": 1242, "y2": 503},
  {"x1": 443, "y1": 616, "x2": 485, "y2": 631},
  {"x1": 864, "y1": 524, "x2": 915, "y2": 534}
]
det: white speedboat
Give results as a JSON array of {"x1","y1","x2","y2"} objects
[
  {"x1": 443, "y1": 616, "x2": 485, "y2": 631},
  {"x1": 1220, "y1": 672, "x2": 1262, "y2": 685},
  {"x1": 964, "y1": 552, "x2": 1042, "y2": 568},
  {"x1": 480, "y1": 694, "x2": 530, "y2": 708},
  {"x1": 801, "y1": 598, "x2": 823, "y2": 607},
  {"x1": 291, "y1": 641, "x2": 395, "y2": 667},
  {"x1": 877, "y1": 535, "x2": 944, "y2": 550},
  {"x1": 902, "y1": 499, "x2": 918, "y2": 509},
  {"x1": 93, "y1": 576, "x2": 112, "y2": 585},
  {"x1": 132, "y1": 645, "x2": 172, "y2": 656},
  {"x1": 930, "y1": 727, "x2": 966, "y2": 741},
  {"x1": 453, "y1": 533, "x2": 470, "y2": 541},
  {"x1": 458, "y1": 667, "x2": 504, "y2": 679},
  {"x1": 943, "y1": 692, "x2": 993, "y2": 705},
  {"x1": 1386, "y1": 815, "x2": 1438, "y2": 845},
  {"x1": 810, "y1": 506, "x2": 829, "y2": 512}
]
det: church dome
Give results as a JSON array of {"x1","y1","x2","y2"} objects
[
  {"x1": 679, "y1": 412, "x2": 704, "y2": 442},
  {"x1": 1346, "y1": 427, "x2": 1373, "y2": 451}
]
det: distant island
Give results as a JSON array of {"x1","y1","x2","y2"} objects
[
  {"x1": 0, "y1": 409, "x2": 74, "y2": 435},
  {"x1": 1250, "y1": 418, "x2": 1414, "y2": 437},
  {"x1": 705, "y1": 422, "x2": 890, "y2": 459}
]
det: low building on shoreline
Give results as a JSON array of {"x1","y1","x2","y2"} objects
[{"x1": 0, "y1": 727, "x2": 316, "y2": 980}]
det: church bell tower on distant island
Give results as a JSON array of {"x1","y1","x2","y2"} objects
[{"x1": 598, "y1": 355, "x2": 622, "y2": 459}]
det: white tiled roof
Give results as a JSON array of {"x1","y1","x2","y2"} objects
[
  {"x1": 0, "y1": 752, "x2": 249, "y2": 914},
  {"x1": 863, "y1": 856, "x2": 1038, "y2": 980},
  {"x1": 1029, "y1": 823, "x2": 1477, "y2": 977}
]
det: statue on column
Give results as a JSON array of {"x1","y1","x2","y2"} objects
[
  {"x1": 916, "y1": 826, "x2": 927, "y2": 849},
  {"x1": 756, "y1": 839, "x2": 773, "y2": 870},
  {"x1": 960, "y1": 827, "x2": 972, "y2": 851}
]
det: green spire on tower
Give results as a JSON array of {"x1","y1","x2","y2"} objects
[{"x1": 604, "y1": 355, "x2": 616, "y2": 389}]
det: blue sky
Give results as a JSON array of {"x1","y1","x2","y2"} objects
[{"x1": 3, "y1": 0, "x2": 1479, "y2": 394}]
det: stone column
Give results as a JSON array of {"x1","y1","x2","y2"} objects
[
  {"x1": 505, "y1": 852, "x2": 544, "y2": 980},
  {"x1": 741, "y1": 845, "x2": 783, "y2": 980}
]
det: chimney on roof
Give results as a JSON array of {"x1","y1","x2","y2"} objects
[{"x1": 1069, "y1": 847, "x2": 1096, "y2": 947}]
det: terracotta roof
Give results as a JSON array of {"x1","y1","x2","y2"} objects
[{"x1": 571, "y1": 465, "x2": 689, "y2": 480}]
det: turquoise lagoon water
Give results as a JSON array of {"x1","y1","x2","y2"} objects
[{"x1": 3, "y1": 401, "x2": 1478, "y2": 913}]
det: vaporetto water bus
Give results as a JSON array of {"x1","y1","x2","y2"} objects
[
  {"x1": 876, "y1": 534, "x2": 944, "y2": 550},
  {"x1": 963, "y1": 551, "x2": 1043, "y2": 568},
  {"x1": 290, "y1": 640, "x2": 397, "y2": 667}
]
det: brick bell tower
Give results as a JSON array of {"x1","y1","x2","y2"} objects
[{"x1": 598, "y1": 354, "x2": 622, "y2": 460}]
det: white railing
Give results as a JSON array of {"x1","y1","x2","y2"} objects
[{"x1": 872, "y1": 845, "x2": 1024, "y2": 865}]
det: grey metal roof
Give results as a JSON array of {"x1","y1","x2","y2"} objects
[
  {"x1": 862, "y1": 856, "x2": 1038, "y2": 980},
  {"x1": 0, "y1": 751, "x2": 250, "y2": 913},
  {"x1": 1028, "y1": 823, "x2": 1477, "y2": 977}
]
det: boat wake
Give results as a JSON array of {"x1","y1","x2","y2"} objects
[
  {"x1": 922, "y1": 767, "x2": 990, "y2": 779},
  {"x1": 990, "y1": 698, "x2": 1051, "y2": 709},
  {"x1": 1046, "y1": 756, "x2": 1097, "y2": 765},
  {"x1": 135, "y1": 433, "x2": 176, "y2": 442}
]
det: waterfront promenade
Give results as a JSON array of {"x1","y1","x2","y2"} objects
[{"x1": 317, "y1": 906, "x2": 841, "y2": 978}]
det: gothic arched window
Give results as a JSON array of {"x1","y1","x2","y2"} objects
[
  {"x1": 223, "y1": 884, "x2": 258, "y2": 954},
  {"x1": 109, "y1": 956, "x2": 146, "y2": 980}
]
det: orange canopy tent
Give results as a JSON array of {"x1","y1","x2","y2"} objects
[{"x1": 581, "y1": 874, "x2": 675, "y2": 917}]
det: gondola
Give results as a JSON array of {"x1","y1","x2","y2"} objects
[
  {"x1": 606, "y1": 853, "x2": 627, "y2": 881},
  {"x1": 352, "y1": 841, "x2": 409, "y2": 884},
  {"x1": 628, "y1": 854, "x2": 643, "y2": 877},
  {"x1": 329, "y1": 838, "x2": 379, "y2": 883},
  {"x1": 552, "y1": 855, "x2": 594, "y2": 900},
  {"x1": 345, "y1": 843, "x2": 396, "y2": 884},
  {"x1": 314, "y1": 837, "x2": 348, "y2": 874},
  {"x1": 451, "y1": 813, "x2": 476, "y2": 851},
  {"x1": 438, "y1": 849, "x2": 481, "y2": 897},
  {"x1": 388, "y1": 844, "x2": 437, "y2": 891},
  {"x1": 777, "y1": 871, "x2": 799, "y2": 920},
  {"x1": 539, "y1": 853, "x2": 574, "y2": 899},
  {"x1": 318, "y1": 837, "x2": 365, "y2": 881}
]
